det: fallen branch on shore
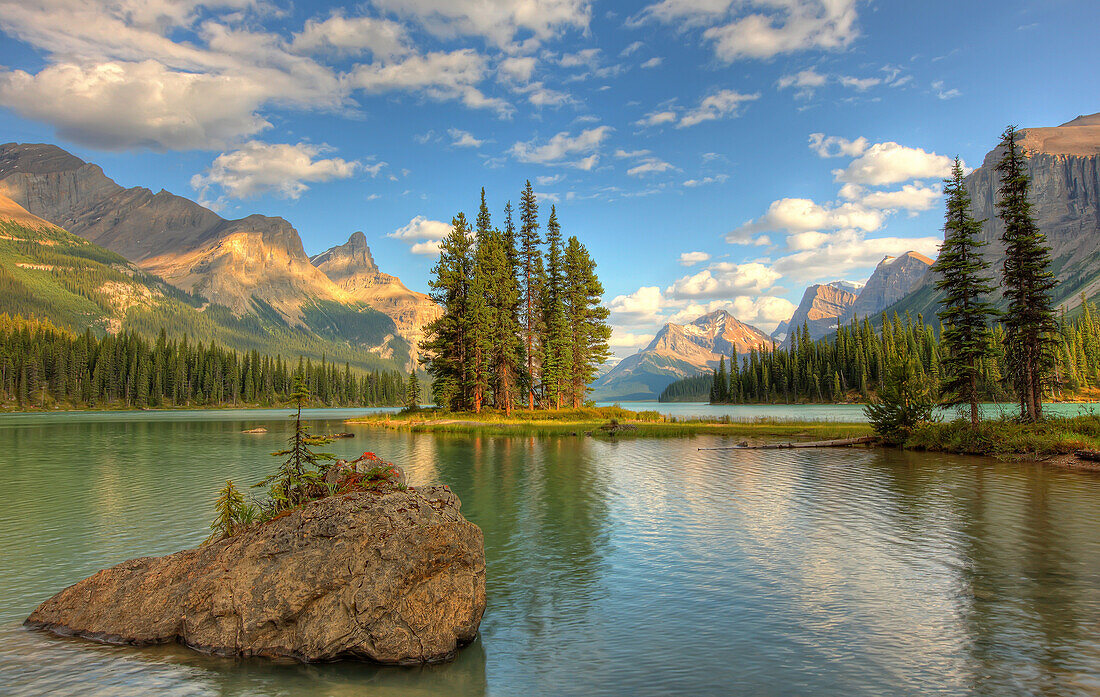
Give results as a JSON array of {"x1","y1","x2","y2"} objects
[
  {"x1": 1074, "y1": 449, "x2": 1100, "y2": 462},
  {"x1": 698, "y1": 435, "x2": 879, "y2": 451}
]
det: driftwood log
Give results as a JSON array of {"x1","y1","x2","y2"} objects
[
  {"x1": 1074, "y1": 450, "x2": 1100, "y2": 462},
  {"x1": 698, "y1": 435, "x2": 879, "y2": 451}
]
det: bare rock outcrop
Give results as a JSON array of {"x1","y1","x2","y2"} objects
[
  {"x1": 841, "y1": 251, "x2": 933, "y2": 323},
  {"x1": 783, "y1": 282, "x2": 860, "y2": 345},
  {"x1": 25, "y1": 486, "x2": 485, "y2": 664}
]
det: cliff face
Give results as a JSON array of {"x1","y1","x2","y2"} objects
[
  {"x1": 841, "y1": 252, "x2": 932, "y2": 323},
  {"x1": 783, "y1": 283, "x2": 859, "y2": 344},
  {"x1": 885, "y1": 113, "x2": 1100, "y2": 318},
  {"x1": 591, "y1": 309, "x2": 774, "y2": 400},
  {"x1": 312, "y1": 233, "x2": 441, "y2": 355}
]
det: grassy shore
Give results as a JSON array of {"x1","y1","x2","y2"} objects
[
  {"x1": 906, "y1": 415, "x2": 1100, "y2": 458},
  {"x1": 346, "y1": 405, "x2": 872, "y2": 440}
]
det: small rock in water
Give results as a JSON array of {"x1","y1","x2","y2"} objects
[
  {"x1": 25, "y1": 487, "x2": 485, "y2": 664},
  {"x1": 241, "y1": 427, "x2": 268, "y2": 434}
]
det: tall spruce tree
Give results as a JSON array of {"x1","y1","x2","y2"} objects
[
  {"x1": 562, "y1": 236, "x2": 611, "y2": 406},
  {"x1": 540, "y1": 206, "x2": 571, "y2": 408},
  {"x1": 518, "y1": 181, "x2": 543, "y2": 408},
  {"x1": 469, "y1": 190, "x2": 495, "y2": 412},
  {"x1": 997, "y1": 126, "x2": 1058, "y2": 422},
  {"x1": 934, "y1": 157, "x2": 998, "y2": 425},
  {"x1": 422, "y1": 213, "x2": 475, "y2": 410}
]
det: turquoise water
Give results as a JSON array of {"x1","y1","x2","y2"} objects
[
  {"x1": 1, "y1": 410, "x2": 1099, "y2": 696},
  {"x1": 598, "y1": 401, "x2": 1100, "y2": 422}
]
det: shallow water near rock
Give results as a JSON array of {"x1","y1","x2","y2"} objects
[{"x1": 1, "y1": 409, "x2": 1099, "y2": 696}]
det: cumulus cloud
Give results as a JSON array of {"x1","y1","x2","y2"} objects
[
  {"x1": 833, "y1": 141, "x2": 955, "y2": 185},
  {"x1": 0, "y1": 61, "x2": 273, "y2": 150},
  {"x1": 350, "y1": 49, "x2": 509, "y2": 113},
  {"x1": 678, "y1": 89, "x2": 759, "y2": 127},
  {"x1": 808, "y1": 133, "x2": 869, "y2": 158},
  {"x1": 498, "y1": 55, "x2": 537, "y2": 82},
  {"x1": 190, "y1": 141, "x2": 363, "y2": 201},
  {"x1": 770, "y1": 230, "x2": 941, "y2": 282},
  {"x1": 607, "y1": 285, "x2": 665, "y2": 325},
  {"x1": 291, "y1": 14, "x2": 410, "y2": 59},
  {"x1": 388, "y1": 215, "x2": 453, "y2": 255},
  {"x1": 509, "y1": 126, "x2": 611, "y2": 168},
  {"x1": 609, "y1": 328, "x2": 654, "y2": 350},
  {"x1": 731, "y1": 197, "x2": 884, "y2": 239},
  {"x1": 638, "y1": 0, "x2": 860, "y2": 62},
  {"x1": 666, "y1": 261, "x2": 780, "y2": 299},
  {"x1": 0, "y1": 1, "x2": 511, "y2": 149},
  {"x1": 679, "y1": 251, "x2": 712, "y2": 266},
  {"x1": 842, "y1": 182, "x2": 943, "y2": 212},
  {"x1": 371, "y1": 0, "x2": 591, "y2": 48},
  {"x1": 838, "y1": 75, "x2": 880, "y2": 91}
]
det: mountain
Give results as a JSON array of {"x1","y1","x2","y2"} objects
[
  {"x1": 590, "y1": 309, "x2": 774, "y2": 401},
  {"x1": 311, "y1": 232, "x2": 441, "y2": 360},
  {"x1": 782, "y1": 282, "x2": 860, "y2": 345},
  {"x1": 885, "y1": 113, "x2": 1100, "y2": 319},
  {"x1": 771, "y1": 320, "x2": 790, "y2": 343},
  {"x1": 840, "y1": 252, "x2": 933, "y2": 323},
  {"x1": 0, "y1": 142, "x2": 418, "y2": 368}
]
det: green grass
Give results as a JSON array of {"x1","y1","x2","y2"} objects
[
  {"x1": 905, "y1": 414, "x2": 1100, "y2": 457},
  {"x1": 347, "y1": 405, "x2": 871, "y2": 440}
]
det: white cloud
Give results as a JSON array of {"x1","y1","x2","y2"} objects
[
  {"x1": 634, "y1": 110, "x2": 678, "y2": 128},
  {"x1": 808, "y1": 133, "x2": 869, "y2": 158},
  {"x1": 448, "y1": 128, "x2": 484, "y2": 147},
  {"x1": 777, "y1": 68, "x2": 827, "y2": 97},
  {"x1": 627, "y1": 157, "x2": 676, "y2": 176},
  {"x1": 620, "y1": 41, "x2": 645, "y2": 56},
  {"x1": 510, "y1": 126, "x2": 611, "y2": 168},
  {"x1": 641, "y1": 57, "x2": 663, "y2": 69},
  {"x1": 683, "y1": 175, "x2": 728, "y2": 187},
  {"x1": 838, "y1": 75, "x2": 880, "y2": 91},
  {"x1": 609, "y1": 328, "x2": 653, "y2": 350},
  {"x1": 679, "y1": 251, "x2": 712, "y2": 266},
  {"x1": 0, "y1": 60, "x2": 274, "y2": 150},
  {"x1": 666, "y1": 296, "x2": 795, "y2": 332},
  {"x1": 559, "y1": 48, "x2": 601, "y2": 68},
  {"x1": 536, "y1": 174, "x2": 565, "y2": 185},
  {"x1": 771, "y1": 230, "x2": 941, "y2": 282},
  {"x1": 350, "y1": 49, "x2": 509, "y2": 114},
  {"x1": 678, "y1": 89, "x2": 759, "y2": 128},
  {"x1": 833, "y1": 141, "x2": 955, "y2": 185},
  {"x1": 292, "y1": 14, "x2": 409, "y2": 59},
  {"x1": 514, "y1": 80, "x2": 573, "y2": 107},
  {"x1": 607, "y1": 286, "x2": 665, "y2": 325},
  {"x1": 731, "y1": 197, "x2": 884, "y2": 239},
  {"x1": 666, "y1": 261, "x2": 781, "y2": 299},
  {"x1": 932, "y1": 80, "x2": 961, "y2": 100},
  {"x1": 190, "y1": 141, "x2": 363, "y2": 200},
  {"x1": 842, "y1": 182, "x2": 943, "y2": 212},
  {"x1": 498, "y1": 55, "x2": 536, "y2": 82},
  {"x1": 372, "y1": 0, "x2": 591, "y2": 48},
  {"x1": 641, "y1": 0, "x2": 861, "y2": 62},
  {"x1": 388, "y1": 215, "x2": 453, "y2": 255}
]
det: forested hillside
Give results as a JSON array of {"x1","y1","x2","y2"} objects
[{"x1": 0, "y1": 315, "x2": 406, "y2": 410}]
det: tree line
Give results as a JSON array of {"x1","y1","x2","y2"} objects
[
  {"x1": 670, "y1": 127, "x2": 1074, "y2": 424},
  {"x1": 422, "y1": 184, "x2": 611, "y2": 413},
  {"x1": 0, "y1": 314, "x2": 407, "y2": 409}
]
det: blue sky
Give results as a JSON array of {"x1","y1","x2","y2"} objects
[{"x1": 1, "y1": 0, "x2": 1097, "y2": 357}]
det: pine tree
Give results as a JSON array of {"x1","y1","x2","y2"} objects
[
  {"x1": 934, "y1": 157, "x2": 998, "y2": 425},
  {"x1": 469, "y1": 190, "x2": 494, "y2": 412},
  {"x1": 540, "y1": 205, "x2": 571, "y2": 408},
  {"x1": 258, "y1": 376, "x2": 334, "y2": 513},
  {"x1": 997, "y1": 126, "x2": 1058, "y2": 422},
  {"x1": 563, "y1": 236, "x2": 611, "y2": 406},
  {"x1": 518, "y1": 181, "x2": 543, "y2": 408},
  {"x1": 422, "y1": 213, "x2": 475, "y2": 410},
  {"x1": 405, "y1": 369, "x2": 420, "y2": 409}
]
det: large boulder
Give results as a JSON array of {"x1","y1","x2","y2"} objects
[{"x1": 25, "y1": 486, "x2": 485, "y2": 664}]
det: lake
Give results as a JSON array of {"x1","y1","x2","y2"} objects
[
  {"x1": 1, "y1": 409, "x2": 1098, "y2": 696},
  {"x1": 599, "y1": 401, "x2": 1100, "y2": 422}
]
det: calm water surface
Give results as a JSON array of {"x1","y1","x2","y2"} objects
[
  {"x1": 600, "y1": 400, "x2": 1100, "y2": 422},
  {"x1": 1, "y1": 410, "x2": 1099, "y2": 696}
]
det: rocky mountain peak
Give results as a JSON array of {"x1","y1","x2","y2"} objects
[
  {"x1": 310, "y1": 231, "x2": 379, "y2": 276},
  {"x1": 782, "y1": 282, "x2": 859, "y2": 345},
  {"x1": 840, "y1": 251, "x2": 933, "y2": 324}
]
